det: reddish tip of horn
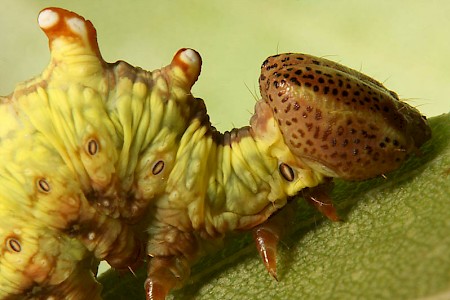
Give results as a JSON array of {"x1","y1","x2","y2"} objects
[{"x1": 38, "y1": 7, "x2": 102, "y2": 59}]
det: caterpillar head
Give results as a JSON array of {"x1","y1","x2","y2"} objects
[{"x1": 259, "y1": 53, "x2": 431, "y2": 181}]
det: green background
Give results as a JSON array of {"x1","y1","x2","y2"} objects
[
  {"x1": 0, "y1": 0, "x2": 449, "y2": 131},
  {"x1": 0, "y1": 1, "x2": 449, "y2": 299}
]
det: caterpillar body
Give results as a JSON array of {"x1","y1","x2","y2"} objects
[{"x1": 0, "y1": 7, "x2": 431, "y2": 300}]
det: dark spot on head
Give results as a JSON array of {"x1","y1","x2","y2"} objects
[
  {"x1": 315, "y1": 110, "x2": 322, "y2": 120},
  {"x1": 290, "y1": 77, "x2": 301, "y2": 86},
  {"x1": 297, "y1": 128, "x2": 305, "y2": 137}
]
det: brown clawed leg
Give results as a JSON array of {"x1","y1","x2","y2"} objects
[
  {"x1": 145, "y1": 256, "x2": 190, "y2": 300},
  {"x1": 252, "y1": 202, "x2": 295, "y2": 280},
  {"x1": 302, "y1": 180, "x2": 340, "y2": 222}
]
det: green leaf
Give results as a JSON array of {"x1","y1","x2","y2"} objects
[{"x1": 99, "y1": 113, "x2": 450, "y2": 300}]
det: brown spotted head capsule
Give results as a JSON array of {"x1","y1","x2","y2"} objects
[{"x1": 260, "y1": 53, "x2": 431, "y2": 180}]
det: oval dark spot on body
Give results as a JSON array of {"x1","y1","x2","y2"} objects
[
  {"x1": 152, "y1": 160, "x2": 165, "y2": 175},
  {"x1": 87, "y1": 139, "x2": 99, "y2": 155},
  {"x1": 7, "y1": 238, "x2": 21, "y2": 252},
  {"x1": 38, "y1": 179, "x2": 51, "y2": 193},
  {"x1": 279, "y1": 163, "x2": 295, "y2": 182}
]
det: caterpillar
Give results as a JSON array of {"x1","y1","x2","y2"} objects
[{"x1": 0, "y1": 7, "x2": 431, "y2": 300}]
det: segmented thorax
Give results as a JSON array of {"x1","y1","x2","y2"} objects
[{"x1": 259, "y1": 54, "x2": 431, "y2": 180}]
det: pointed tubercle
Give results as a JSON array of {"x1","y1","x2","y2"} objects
[
  {"x1": 38, "y1": 7, "x2": 102, "y2": 60},
  {"x1": 170, "y1": 48, "x2": 202, "y2": 90}
]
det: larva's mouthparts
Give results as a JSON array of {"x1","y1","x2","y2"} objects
[{"x1": 260, "y1": 53, "x2": 431, "y2": 181}]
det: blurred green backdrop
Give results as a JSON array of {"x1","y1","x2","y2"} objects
[{"x1": 0, "y1": 0, "x2": 449, "y2": 133}]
